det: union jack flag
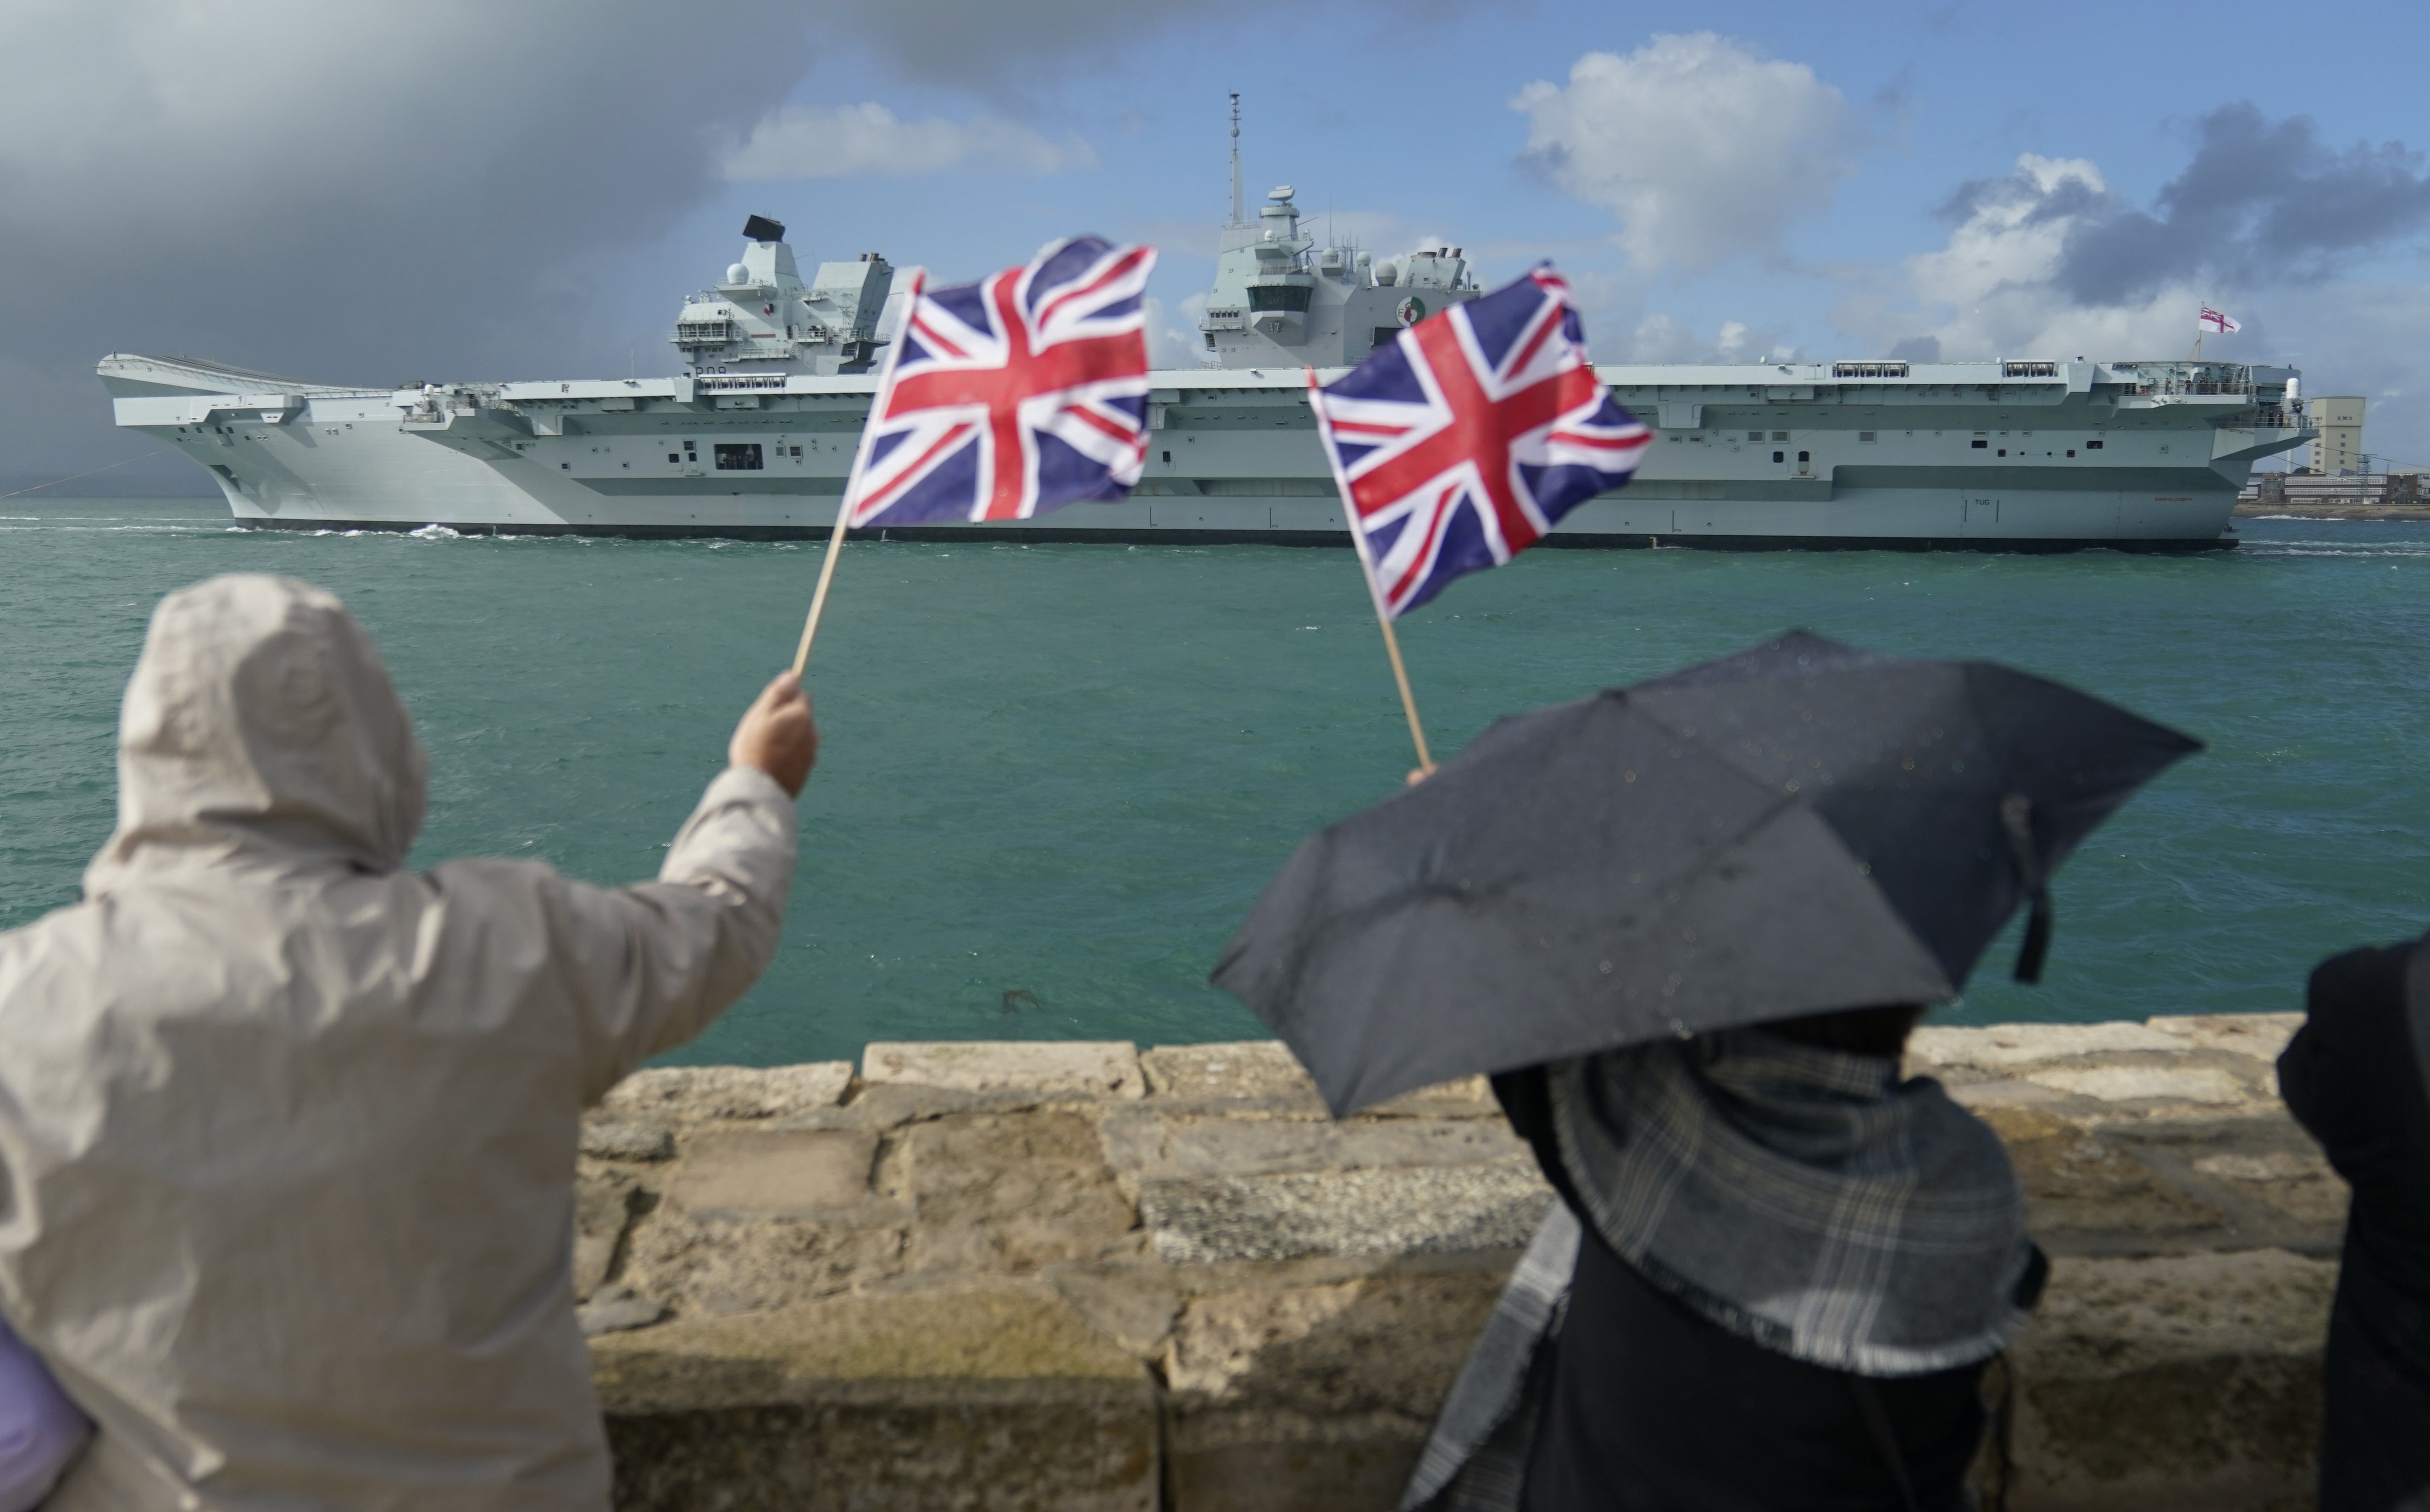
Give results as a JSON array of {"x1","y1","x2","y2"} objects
[
  {"x1": 1311, "y1": 266, "x2": 1649, "y2": 617},
  {"x1": 845, "y1": 236, "x2": 1157, "y2": 527}
]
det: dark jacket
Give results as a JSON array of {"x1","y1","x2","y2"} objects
[
  {"x1": 2279, "y1": 941, "x2": 2430, "y2": 1512},
  {"x1": 1495, "y1": 1068, "x2": 1991, "y2": 1512}
]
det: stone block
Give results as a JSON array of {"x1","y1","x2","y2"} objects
[
  {"x1": 1100, "y1": 1111, "x2": 1527, "y2": 1181},
  {"x1": 903, "y1": 1112, "x2": 1141, "y2": 1273},
  {"x1": 865, "y1": 1040, "x2": 1146, "y2": 1099},
  {"x1": 1139, "y1": 1163, "x2": 1551, "y2": 1264},
  {"x1": 667, "y1": 1129, "x2": 877, "y2": 1218},
  {"x1": 1359, "y1": 1074, "x2": 1498, "y2": 1119},
  {"x1": 579, "y1": 1283, "x2": 670, "y2": 1338},
  {"x1": 582, "y1": 1117, "x2": 676, "y2": 1163},
  {"x1": 1142, "y1": 1041, "x2": 1325, "y2": 1108},
  {"x1": 1978, "y1": 1106, "x2": 2231, "y2": 1256},
  {"x1": 2022, "y1": 1062, "x2": 2255, "y2": 1108},
  {"x1": 1048, "y1": 1265, "x2": 1183, "y2": 1358},
  {"x1": 619, "y1": 1211, "x2": 907, "y2": 1318},
  {"x1": 2189, "y1": 1150, "x2": 2347, "y2": 1229},
  {"x1": 596, "y1": 1284, "x2": 1159, "y2": 1512},
  {"x1": 2002, "y1": 1249, "x2": 2334, "y2": 1511},
  {"x1": 575, "y1": 1169, "x2": 639, "y2": 1301},
  {"x1": 2146, "y1": 1013, "x2": 2304, "y2": 1063},
  {"x1": 2104, "y1": 1120, "x2": 2347, "y2": 1252},
  {"x1": 603, "y1": 1062, "x2": 854, "y2": 1123},
  {"x1": 1139, "y1": 1041, "x2": 1492, "y2": 1119},
  {"x1": 1169, "y1": 1438, "x2": 1427, "y2": 1512},
  {"x1": 1909, "y1": 1021, "x2": 2186, "y2": 1071},
  {"x1": 1164, "y1": 1274, "x2": 1505, "y2": 1512}
]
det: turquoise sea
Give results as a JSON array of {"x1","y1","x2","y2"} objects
[{"x1": 3, "y1": 498, "x2": 2425, "y2": 1066}]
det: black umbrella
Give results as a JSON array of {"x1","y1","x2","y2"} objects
[{"x1": 1212, "y1": 631, "x2": 2200, "y2": 1116}]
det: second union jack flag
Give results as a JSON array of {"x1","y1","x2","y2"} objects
[
  {"x1": 1311, "y1": 266, "x2": 1650, "y2": 616},
  {"x1": 846, "y1": 236, "x2": 1157, "y2": 527}
]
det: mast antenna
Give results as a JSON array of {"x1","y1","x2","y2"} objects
[{"x1": 1228, "y1": 93, "x2": 1244, "y2": 226}]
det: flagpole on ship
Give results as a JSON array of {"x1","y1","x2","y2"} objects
[
  {"x1": 793, "y1": 268, "x2": 928, "y2": 675},
  {"x1": 1305, "y1": 367, "x2": 1436, "y2": 781}
]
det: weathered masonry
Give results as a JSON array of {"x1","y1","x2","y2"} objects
[{"x1": 583, "y1": 1016, "x2": 2343, "y2": 1511}]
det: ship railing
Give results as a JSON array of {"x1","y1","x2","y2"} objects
[{"x1": 2111, "y1": 361, "x2": 2259, "y2": 397}]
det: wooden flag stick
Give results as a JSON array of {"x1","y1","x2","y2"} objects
[
  {"x1": 791, "y1": 268, "x2": 927, "y2": 676},
  {"x1": 791, "y1": 503, "x2": 853, "y2": 676},
  {"x1": 1305, "y1": 368, "x2": 1435, "y2": 776}
]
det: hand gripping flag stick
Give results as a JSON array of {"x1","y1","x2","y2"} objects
[
  {"x1": 793, "y1": 267, "x2": 928, "y2": 676},
  {"x1": 1308, "y1": 366, "x2": 1435, "y2": 777}
]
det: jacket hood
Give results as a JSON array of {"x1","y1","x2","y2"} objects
[{"x1": 84, "y1": 575, "x2": 428, "y2": 895}]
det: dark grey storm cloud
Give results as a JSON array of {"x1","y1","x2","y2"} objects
[
  {"x1": 0, "y1": 2, "x2": 817, "y2": 489},
  {"x1": 1940, "y1": 104, "x2": 2430, "y2": 310},
  {"x1": 827, "y1": 0, "x2": 1431, "y2": 90},
  {"x1": 0, "y1": 0, "x2": 1287, "y2": 492}
]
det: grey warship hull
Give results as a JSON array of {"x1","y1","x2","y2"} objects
[{"x1": 102, "y1": 351, "x2": 2307, "y2": 550}]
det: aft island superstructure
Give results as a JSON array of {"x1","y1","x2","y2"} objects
[{"x1": 100, "y1": 125, "x2": 2311, "y2": 549}]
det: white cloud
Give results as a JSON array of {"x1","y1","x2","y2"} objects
[
  {"x1": 1822, "y1": 143, "x2": 2430, "y2": 457},
  {"x1": 1556, "y1": 272, "x2": 1801, "y2": 366},
  {"x1": 1145, "y1": 294, "x2": 1207, "y2": 370},
  {"x1": 1841, "y1": 154, "x2": 2219, "y2": 362},
  {"x1": 1512, "y1": 33, "x2": 1854, "y2": 273},
  {"x1": 719, "y1": 103, "x2": 1097, "y2": 180}
]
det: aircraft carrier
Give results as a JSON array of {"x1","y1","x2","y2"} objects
[{"x1": 98, "y1": 114, "x2": 2312, "y2": 550}]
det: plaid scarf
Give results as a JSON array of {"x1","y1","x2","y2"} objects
[{"x1": 1403, "y1": 1030, "x2": 2040, "y2": 1512}]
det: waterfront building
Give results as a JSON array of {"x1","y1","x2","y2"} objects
[{"x1": 2309, "y1": 395, "x2": 2365, "y2": 474}]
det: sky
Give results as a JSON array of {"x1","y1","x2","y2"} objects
[{"x1": 6, "y1": 0, "x2": 2429, "y2": 496}]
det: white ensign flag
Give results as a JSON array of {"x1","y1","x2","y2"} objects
[{"x1": 2198, "y1": 306, "x2": 2241, "y2": 334}]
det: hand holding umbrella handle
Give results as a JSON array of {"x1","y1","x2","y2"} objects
[{"x1": 2000, "y1": 795, "x2": 2053, "y2": 984}]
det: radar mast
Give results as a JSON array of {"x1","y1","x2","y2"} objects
[{"x1": 1228, "y1": 93, "x2": 1245, "y2": 227}]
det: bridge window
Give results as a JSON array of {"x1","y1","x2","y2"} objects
[
  {"x1": 1772, "y1": 451, "x2": 1784, "y2": 463},
  {"x1": 1247, "y1": 284, "x2": 1314, "y2": 312},
  {"x1": 1971, "y1": 439, "x2": 1988, "y2": 449},
  {"x1": 715, "y1": 443, "x2": 764, "y2": 471},
  {"x1": 2086, "y1": 439, "x2": 2103, "y2": 449},
  {"x1": 1748, "y1": 431, "x2": 1764, "y2": 442},
  {"x1": 1772, "y1": 431, "x2": 1789, "y2": 442}
]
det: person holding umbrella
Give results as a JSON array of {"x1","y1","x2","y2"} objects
[{"x1": 1214, "y1": 632, "x2": 2199, "y2": 1512}]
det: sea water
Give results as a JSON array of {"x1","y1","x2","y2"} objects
[{"x1": 2, "y1": 498, "x2": 2425, "y2": 1066}]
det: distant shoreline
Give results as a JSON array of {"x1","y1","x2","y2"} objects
[{"x1": 2235, "y1": 503, "x2": 2430, "y2": 522}]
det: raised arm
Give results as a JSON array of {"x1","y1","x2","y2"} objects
[{"x1": 558, "y1": 673, "x2": 818, "y2": 1099}]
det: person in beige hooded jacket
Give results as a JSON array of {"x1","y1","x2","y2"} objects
[{"x1": 0, "y1": 573, "x2": 816, "y2": 1509}]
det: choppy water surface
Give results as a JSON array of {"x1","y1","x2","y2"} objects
[{"x1": 3, "y1": 498, "x2": 2425, "y2": 1064}]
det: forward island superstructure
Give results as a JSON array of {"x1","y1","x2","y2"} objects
[{"x1": 99, "y1": 121, "x2": 2312, "y2": 549}]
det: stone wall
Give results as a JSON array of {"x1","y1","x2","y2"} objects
[{"x1": 578, "y1": 1016, "x2": 2341, "y2": 1511}]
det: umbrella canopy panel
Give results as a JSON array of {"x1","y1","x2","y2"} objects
[{"x1": 1214, "y1": 632, "x2": 2198, "y2": 1115}]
